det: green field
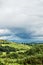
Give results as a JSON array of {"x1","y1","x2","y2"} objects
[{"x1": 0, "y1": 40, "x2": 43, "y2": 65}]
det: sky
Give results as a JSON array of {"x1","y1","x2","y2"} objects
[{"x1": 0, "y1": 0, "x2": 43, "y2": 42}]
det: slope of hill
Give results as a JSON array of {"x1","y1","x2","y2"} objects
[{"x1": 0, "y1": 40, "x2": 43, "y2": 65}]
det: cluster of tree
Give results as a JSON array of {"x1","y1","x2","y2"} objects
[
  {"x1": 16, "y1": 44, "x2": 43, "y2": 65},
  {"x1": 0, "y1": 46, "x2": 16, "y2": 52},
  {"x1": 25, "y1": 44, "x2": 43, "y2": 55},
  {"x1": 18, "y1": 54, "x2": 43, "y2": 65},
  {"x1": 0, "y1": 40, "x2": 10, "y2": 44},
  {"x1": 6, "y1": 53, "x2": 18, "y2": 59}
]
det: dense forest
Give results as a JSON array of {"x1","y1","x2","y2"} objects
[{"x1": 0, "y1": 40, "x2": 43, "y2": 65}]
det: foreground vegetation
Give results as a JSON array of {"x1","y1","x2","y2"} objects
[{"x1": 0, "y1": 40, "x2": 43, "y2": 65}]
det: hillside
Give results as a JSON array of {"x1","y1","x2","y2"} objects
[{"x1": 0, "y1": 40, "x2": 43, "y2": 65}]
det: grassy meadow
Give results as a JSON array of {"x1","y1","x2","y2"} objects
[{"x1": 0, "y1": 40, "x2": 43, "y2": 65}]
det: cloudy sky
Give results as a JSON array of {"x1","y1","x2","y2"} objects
[{"x1": 0, "y1": 0, "x2": 43, "y2": 42}]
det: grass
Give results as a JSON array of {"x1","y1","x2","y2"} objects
[{"x1": 0, "y1": 40, "x2": 43, "y2": 65}]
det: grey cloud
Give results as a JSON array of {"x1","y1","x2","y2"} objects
[
  {"x1": 0, "y1": 0, "x2": 43, "y2": 28},
  {"x1": 0, "y1": 0, "x2": 43, "y2": 42}
]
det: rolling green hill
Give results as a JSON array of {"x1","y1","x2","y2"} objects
[{"x1": 0, "y1": 40, "x2": 43, "y2": 65}]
